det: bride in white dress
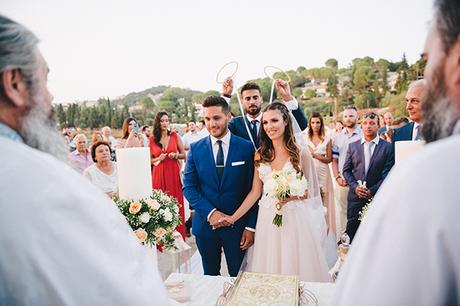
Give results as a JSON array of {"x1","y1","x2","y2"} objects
[{"x1": 224, "y1": 103, "x2": 331, "y2": 282}]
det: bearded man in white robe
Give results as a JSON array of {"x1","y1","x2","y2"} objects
[
  {"x1": 332, "y1": 0, "x2": 460, "y2": 305},
  {"x1": 0, "y1": 15, "x2": 168, "y2": 305}
]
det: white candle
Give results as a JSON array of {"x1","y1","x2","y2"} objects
[{"x1": 116, "y1": 147, "x2": 152, "y2": 200}]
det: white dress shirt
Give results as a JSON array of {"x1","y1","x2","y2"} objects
[
  {"x1": 412, "y1": 122, "x2": 421, "y2": 141},
  {"x1": 210, "y1": 130, "x2": 231, "y2": 166},
  {"x1": 360, "y1": 135, "x2": 380, "y2": 175},
  {"x1": 331, "y1": 134, "x2": 460, "y2": 306},
  {"x1": 246, "y1": 113, "x2": 263, "y2": 134}
]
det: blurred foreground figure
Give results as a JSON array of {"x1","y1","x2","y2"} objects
[
  {"x1": 332, "y1": 1, "x2": 460, "y2": 305},
  {"x1": 0, "y1": 15, "x2": 168, "y2": 306}
]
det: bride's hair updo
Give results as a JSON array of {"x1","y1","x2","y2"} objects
[{"x1": 255, "y1": 102, "x2": 301, "y2": 173}]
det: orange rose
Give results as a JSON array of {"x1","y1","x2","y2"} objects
[
  {"x1": 129, "y1": 201, "x2": 142, "y2": 214},
  {"x1": 134, "y1": 228, "x2": 148, "y2": 242},
  {"x1": 154, "y1": 228, "x2": 166, "y2": 238}
]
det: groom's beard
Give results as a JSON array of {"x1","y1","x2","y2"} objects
[
  {"x1": 421, "y1": 63, "x2": 460, "y2": 143},
  {"x1": 20, "y1": 89, "x2": 69, "y2": 162}
]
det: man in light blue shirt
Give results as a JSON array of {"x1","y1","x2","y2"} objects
[{"x1": 332, "y1": 106, "x2": 362, "y2": 238}]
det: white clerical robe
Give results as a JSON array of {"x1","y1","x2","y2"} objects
[
  {"x1": 0, "y1": 137, "x2": 169, "y2": 305},
  {"x1": 332, "y1": 134, "x2": 460, "y2": 306}
]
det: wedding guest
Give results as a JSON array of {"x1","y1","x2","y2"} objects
[
  {"x1": 62, "y1": 128, "x2": 72, "y2": 144},
  {"x1": 342, "y1": 112, "x2": 394, "y2": 241},
  {"x1": 333, "y1": 1, "x2": 460, "y2": 304},
  {"x1": 90, "y1": 131, "x2": 103, "y2": 150},
  {"x1": 69, "y1": 133, "x2": 93, "y2": 173},
  {"x1": 393, "y1": 80, "x2": 426, "y2": 142},
  {"x1": 378, "y1": 114, "x2": 385, "y2": 129},
  {"x1": 140, "y1": 125, "x2": 151, "y2": 147},
  {"x1": 182, "y1": 121, "x2": 208, "y2": 150},
  {"x1": 83, "y1": 141, "x2": 118, "y2": 198},
  {"x1": 393, "y1": 117, "x2": 409, "y2": 128},
  {"x1": 336, "y1": 120, "x2": 344, "y2": 134},
  {"x1": 307, "y1": 112, "x2": 336, "y2": 238},
  {"x1": 150, "y1": 112, "x2": 187, "y2": 238},
  {"x1": 221, "y1": 79, "x2": 308, "y2": 148},
  {"x1": 117, "y1": 117, "x2": 144, "y2": 149},
  {"x1": 0, "y1": 15, "x2": 168, "y2": 305},
  {"x1": 378, "y1": 111, "x2": 394, "y2": 135},
  {"x1": 196, "y1": 120, "x2": 206, "y2": 131},
  {"x1": 101, "y1": 126, "x2": 117, "y2": 149},
  {"x1": 332, "y1": 106, "x2": 363, "y2": 238}
]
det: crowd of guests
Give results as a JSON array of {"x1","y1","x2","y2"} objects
[{"x1": 65, "y1": 78, "x2": 420, "y2": 246}]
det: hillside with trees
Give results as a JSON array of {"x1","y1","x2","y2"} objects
[{"x1": 54, "y1": 54, "x2": 425, "y2": 129}]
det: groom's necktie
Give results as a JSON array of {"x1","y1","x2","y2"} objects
[
  {"x1": 250, "y1": 120, "x2": 259, "y2": 147},
  {"x1": 216, "y1": 140, "x2": 224, "y2": 181}
]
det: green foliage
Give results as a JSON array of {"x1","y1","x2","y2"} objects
[
  {"x1": 292, "y1": 87, "x2": 303, "y2": 98},
  {"x1": 381, "y1": 92, "x2": 407, "y2": 118},
  {"x1": 325, "y1": 58, "x2": 338, "y2": 69},
  {"x1": 304, "y1": 89, "x2": 317, "y2": 99},
  {"x1": 58, "y1": 55, "x2": 423, "y2": 129}
]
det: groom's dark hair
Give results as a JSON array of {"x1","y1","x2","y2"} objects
[{"x1": 202, "y1": 96, "x2": 230, "y2": 114}]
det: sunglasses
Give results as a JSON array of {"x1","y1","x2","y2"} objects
[{"x1": 363, "y1": 113, "x2": 378, "y2": 120}]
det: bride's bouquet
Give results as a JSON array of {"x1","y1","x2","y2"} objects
[
  {"x1": 265, "y1": 166, "x2": 308, "y2": 227},
  {"x1": 113, "y1": 190, "x2": 182, "y2": 250}
]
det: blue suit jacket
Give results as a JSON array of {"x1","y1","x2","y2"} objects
[
  {"x1": 342, "y1": 138, "x2": 394, "y2": 210},
  {"x1": 378, "y1": 126, "x2": 388, "y2": 136},
  {"x1": 182, "y1": 134, "x2": 257, "y2": 238},
  {"x1": 393, "y1": 122, "x2": 415, "y2": 142},
  {"x1": 229, "y1": 106, "x2": 308, "y2": 145}
]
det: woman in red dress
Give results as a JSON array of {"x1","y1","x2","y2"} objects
[{"x1": 150, "y1": 112, "x2": 187, "y2": 239}]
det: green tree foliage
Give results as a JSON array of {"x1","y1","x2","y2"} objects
[
  {"x1": 325, "y1": 58, "x2": 338, "y2": 69},
  {"x1": 57, "y1": 55, "x2": 423, "y2": 129}
]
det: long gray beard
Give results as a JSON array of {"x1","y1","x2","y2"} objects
[
  {"x1": 422, "y1": 94, "x2": 459, "y2": 143},
  {"x1": 421, "y1": 64, "x2": 460, "y2": 143},
  {"x1": 20, "y1": 99, "x2": 69, "y2": 163}
]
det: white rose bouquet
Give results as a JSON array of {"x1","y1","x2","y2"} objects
[
  {"x1": 269, "y1": 168, "x2": 309, "y2": 227},
  {"x1": 113, "y1": 189, "x2": 182, "y2": 250}
]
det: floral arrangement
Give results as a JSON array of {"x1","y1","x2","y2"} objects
[
  {"x1": 113, "y1": 189, "x2": 182, "y2": 250},
  {"x1": 358, "y1": 197, "x2": 374, "y2": 221},
  {"x1": 264, "y1": 164, "x2": 308, "y2": 227}
]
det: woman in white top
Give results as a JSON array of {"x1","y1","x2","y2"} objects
[
  {"x1": 83, "y1": 141, "x2": 118, "y2": 197},
  {"x1": 307, "y1": 112, "x2": 336, "y2": 239}
]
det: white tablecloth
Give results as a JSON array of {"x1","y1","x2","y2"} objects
[{"x1": 165, "y1": 273, "x2": 335, "y2": 306}]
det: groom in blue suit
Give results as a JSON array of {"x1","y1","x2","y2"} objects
[
  {"x1": 183, "y1": 96, "x2": 257, "y2": 276},
  {"x1": 343, "y1": 112, "x2": 394, "y2": 241}
]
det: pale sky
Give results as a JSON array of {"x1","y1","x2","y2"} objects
[{"x1": 3, "y1": 0, "x2": 433, "y2": 103}]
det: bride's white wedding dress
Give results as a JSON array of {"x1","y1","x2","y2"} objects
[{"x1": 245, "y1": 149, "x2": 332, "y2": 282}]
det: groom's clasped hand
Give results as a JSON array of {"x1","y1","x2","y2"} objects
[{"x1": 209, "y1": 210, "x2": 233, "y2": 229}]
